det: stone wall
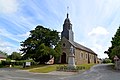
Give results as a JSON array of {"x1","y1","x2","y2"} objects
[
  {"x1": 61, "y1": 37, "x2": 71, "y2": 63},
  {"x1": 75, "y1": 49, "x2": 88, "y2": 65},
  {"x1": 61, "y1": 37, "x2": 97, "y2": 65},
  {"x1": 75, "y1": 48, "x2": 97, "y2": 65}
]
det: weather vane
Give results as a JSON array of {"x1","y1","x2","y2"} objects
[
  {"x1": 67, "y1": 6, "x2": 69, "y2": 18},
  {"x1": 67, "y1": 6, "x2": 69, "y2": 13}
]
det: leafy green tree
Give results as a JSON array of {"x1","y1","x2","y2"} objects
[
  {"x1": 111, "y1": 46, "x2": 120, "y2": 58},
  {"x1": 106, "y1": 26, "x2": 120, "y2": 60},
  {"x1": 54, "y1": 41, "x2": 62, "y2": 63},
  {"x1": 20, "y1": 25, "x2": 60, "y2": 64},
  {"x1": 8, "y1": 52, "x2": 22, "y2": 60},
  {"x1": 0, "y1": 50, "x2": 7, "y2": 56},
  {"x1": 102, "y1": 58, "x2": 112, "y2": 63}
]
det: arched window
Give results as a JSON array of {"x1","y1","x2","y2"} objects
[{"x1": 63, "y1": 43, "x2": 65, "y2": 47}]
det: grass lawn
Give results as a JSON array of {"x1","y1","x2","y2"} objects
[
  {"x1": 29, "y1": 65, "x2": 57, "y2": 73},
  {"x1": 19, "y1": 64, "x2": 95, "y2": 73},
  {"x1": 78, "y1": 64, "x2": 95, "y2": 70}
]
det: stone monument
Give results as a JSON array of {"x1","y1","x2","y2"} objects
[
  {"x1": 68, "y1": 45, "x2": 76, "y2": 69},
  {"x1": 114, "y1": 55, "x2": 120, "y2": 69}
]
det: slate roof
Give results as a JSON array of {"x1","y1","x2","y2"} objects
[{"x1": 69, "y1": 40, "x2": 97, "y2": 55}]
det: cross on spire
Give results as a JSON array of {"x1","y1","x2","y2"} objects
[{"x1": 67, "y1": 13, "x2": 69, "y2": 18}]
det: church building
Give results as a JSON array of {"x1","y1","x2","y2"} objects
[{"x1": 60, "y1": 13, "x2": 97, "y2": 65}]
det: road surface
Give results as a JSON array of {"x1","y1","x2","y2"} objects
[
  {"x1": 63, "y1": 64, "x2": 120, "y2": 80},
  {"x1": 0, "y1": 68, "x2": 65, "y2": 80},
  {"x1": 0, "y1": 64, "x2": 120, "y2": 80}
]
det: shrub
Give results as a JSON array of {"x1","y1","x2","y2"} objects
[
  {"x1": 56, "y1": 65, "x2": 86, "y2": 72},
  {"x1": 102, "y1": 58, "x2": 112, "y2": 63},
  {"x1": 1, "y1": 60, "x2": 11, "y2": 66}
]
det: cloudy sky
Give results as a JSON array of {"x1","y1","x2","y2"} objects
[{"x1": 0, "y1": 0, "x2": 120, "y2": 58}]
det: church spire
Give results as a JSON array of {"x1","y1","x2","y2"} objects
[
  {"x1": 63, "y1": 6, "x2": 71, "y2": 27},
  {"x1": 64, "y1": 6, "x2": 70, "y2": 23},
  {"x1": 61, "y1": 7, "x2": 74, "y2": 41}
]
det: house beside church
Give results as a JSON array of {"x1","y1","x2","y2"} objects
[
  {"x1": 0, "y1": 54, "x2": 6, "y2": 62},
  {"x1": 60, "y1": 13, "x2": 98, "y2": 65}
]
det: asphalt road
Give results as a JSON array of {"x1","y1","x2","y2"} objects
[
  {"x1": 63, "y1": 64, "x2": 120, "y2": 80},
  {"x1": 0, "y1": 64, "x2": 120, "y2": 80},
  {"x1": 0, "y1": 68, "x2": 65, "y2": 80}
]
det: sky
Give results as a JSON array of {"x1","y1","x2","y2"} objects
[{"x1": 0, "y1": 0, "x2": 120, "y2": 58}]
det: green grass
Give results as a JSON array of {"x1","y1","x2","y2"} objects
[
  {"x1": 23, "y1": 64, "x2": 95, "y2": 73},
  {"x1": 20, "y1": 65, "x2": 48, "y2": 70},
  {"x1": 29, "y1": 65, "x2": 57, "y2": 73},
  {"x1": 78, "y1": 64, "x2": 95, "y2": 70},
  {"x1": 0, "y1": 63, "x2": 95, "y2": 73}
]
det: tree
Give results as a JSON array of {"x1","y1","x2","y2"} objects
[
  {"x1": 0, "y1": 50, "x2": 7, "y2": 56},
  {"x1": 8, "y1": 52, "x2": 22, "y2": 60},
  {"x1": 106, "y1": 26, "x2": 120, "y2": 60},
  {"x1": 111, "y1": 46, "x2": 120, "y2": 58},
  {"x1": 20, "y1": 25, "x2": 60, "y2": 64},
  {"x1": 102, "y1": 58, "x2": 112, "y2": 63},
  {"x1": 54, "y1": 41, "x2": 62, "y2": 63}
]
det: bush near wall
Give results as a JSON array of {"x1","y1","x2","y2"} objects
[
  {"x1": 1, "y1": 60, "x2": 11, "y2": 66},
  {"x1": 102, "y1": 58, "x2": 112, "y2": 63},
  {"x1": 56, "y1": 65, "x2": 85, "y2": 72},
  {"x1": 1, "y1": 60, "x2": 36, "y2": 66},
  {"x1": 56, "y1": 64, "x2": 94, "y2": 72}
]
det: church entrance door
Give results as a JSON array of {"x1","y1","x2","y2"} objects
[{"x1": 61, "y1": 53, "x2": 66, "y2": 63}]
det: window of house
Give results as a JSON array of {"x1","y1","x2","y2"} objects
[
  {"x1": 63, "y1": 43, "x2": 65, "y2": 47},
  {"x1": 92, "y1": 55, "x2": 94, "y2": 60},
  {"x1": 81, "y1": 53, "x2": 83, "y2": 58},
  {"x1": 89, "y1": 55, "x2": 91, "y2": 59},
  {"x1": 86, "y1": 54, "x2": 87, "y2": 59}
]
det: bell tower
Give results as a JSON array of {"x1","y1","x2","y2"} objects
[{"x1": 61, "y1": 13, "x2": 74, "y2": 41}]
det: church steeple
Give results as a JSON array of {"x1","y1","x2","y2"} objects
[
  {"x1": 67, "y1": 13, "x2": 69, "y2": 18},
  {"x1": 64, "y1": 7, "x2": 70, "y2": 25},
  {"x1": 61, "y1": 12, "x2": 74, "y2": 41},
  {"x1": 63, "y1": 13, "x2": 71, "y2": 30}
]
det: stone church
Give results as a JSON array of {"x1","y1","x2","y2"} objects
[{"x1": 60, "y1": 13, "x2": 97, "y2": 65}]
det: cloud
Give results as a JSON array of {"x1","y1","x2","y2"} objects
[
  {"x1": 88, "y1": 26, "x2": 109, "y2": 36},
  {"x1": 0, "y1": 27, "x2": 30, "y2": 54},
  {"x1": 0, "y1": 27, "x2": 30, "y2": 43},
  {"x1": 0, "y1": 28, "x2": 21, "y2": 42},
  {"x1": 0, "y1": 39, "x2": 18, "y2": 54},
  {"x1": 18, "y1": 32, "x2": 30, "y2": 38},
  {"x1": 0, "y1": 0, "x2": 19, "y2": 14},
  {"x1": 0, "y1": 28, "x2": 30, "y2": 54},
  {"x1": 90, "y1": 42, "x2": 108, "y2": 58},
  {"x1": 86, "y1": 26, "x2": 110, "y2": 58},
  {"x1": 0, "y1": 0, "x2": 118, "y2": 57}
]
